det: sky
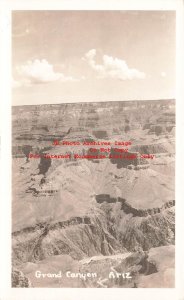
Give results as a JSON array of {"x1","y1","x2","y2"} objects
[{"x1": 12, "y1": 10, "x2": 176, "y2": 105}]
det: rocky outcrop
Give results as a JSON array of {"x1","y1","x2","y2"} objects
[
  {"x1": 118, "y1": 208, "x2": 174, "y2": 251},
  {"x1": 78, "y1": 251, "x2": 152, "y2": 288},
  {"x1": 12, "y1": 268, "x2": 32, "y2": 287},
  {"x1": 131, "y1": 143, "x2": 168, "y2": 154},
  {"x1": 38, "y1": 156, "x2": 52, "y2": 175},
  {"x1": 110, "y1": 149, "x2": 149, "y2": 169},
  {"x1": 12, "y1": 200, "x2": 175, "y2": 266},
  {"x1": 96, "y1": 194, "x2": 175, "y2": 217},
  {"x1": 12, "y1": 209, "x2": 124, "y2": 265},
  {"x1": 92, "y1": 130, "x2": 108, "y2": 139}
]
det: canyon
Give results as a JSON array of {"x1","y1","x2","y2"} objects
[{"x1": 12, "y1": 99, "x2": 175, "y2": 288}]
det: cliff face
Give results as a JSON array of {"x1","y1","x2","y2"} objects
[
  {"x1": 131, "y1": 142, "x2": 174, "y2": 154},
  {"x1": 12, "y1": 269, "x2": 32, "y2": 288},
  {"x1": 96, "y1": 194, "x2": 175, "y2": 217},
  {"x1": 12, "y1": 99, "x2": 175, "y2": 288},
  {"x1": 12, "y1": 201, "x2": 175, "y2": 288},
  {"x1": 12, "y1": 204, "x2": 174, "y2": 267}
]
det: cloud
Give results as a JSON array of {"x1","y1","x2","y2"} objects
[
  {"x1": 16, "y1": 59, "x2": 76, "y2": 84},
  {"x1": 84, "y1": 49, "x2": 145, "y2": 80}
]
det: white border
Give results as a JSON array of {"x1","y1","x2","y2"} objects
[
  {"x1": 0, "y1": 0, "x2": 180, "y2": 10},
  {"x1": 0, "y1": 1, "x2": 184, "y2": 299}
]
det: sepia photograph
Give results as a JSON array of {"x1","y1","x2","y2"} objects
[{"x1": 11, "y1": 10, "x2": 175, "y2": 288}]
